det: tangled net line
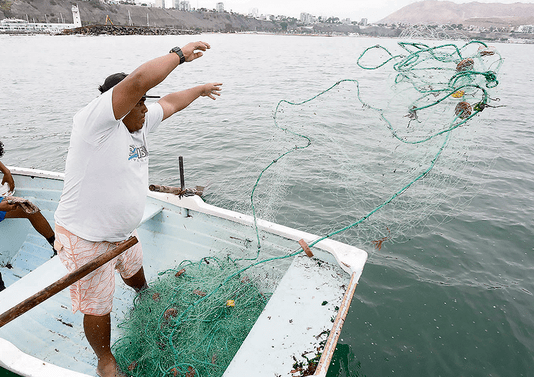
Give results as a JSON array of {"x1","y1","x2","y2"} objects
[
  {"x1": 114, "y1": 41, "x2": 503, "y2": 377},
  {"x1": 251, "y1": 40, "x2": 503, "y2": 252}
]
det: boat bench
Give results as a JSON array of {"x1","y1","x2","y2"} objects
[
  {"x1": 0, "y1": 256, "x2": 67, "y2": 315},
  {"x1": 139, "y1": 201, "x2": 163, "y2": 226}
]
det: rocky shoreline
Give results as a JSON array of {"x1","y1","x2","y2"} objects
[{"x1": 61, "y1": 24, "x2": 199, "y2": 36}]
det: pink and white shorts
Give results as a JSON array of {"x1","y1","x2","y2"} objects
[{"x1": 54, "y1": 225, "x2": 143, "y2": 316}]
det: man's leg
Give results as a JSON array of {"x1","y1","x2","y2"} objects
[
  {"x1": 117, "y1": 238, "x2": 147, "y2": 293},
  {"x1": 122, "y1": 266, "x2": 148, "y2": 292},
  {"x1": 55, "y1": 226, "x2": 122, "y2": 375},
  {"x1": 5, "y1": 207, "x2": 55, "y2": 245},
  {"x1": 84, "y1": 314, "x2": 124, "y2": 377}
]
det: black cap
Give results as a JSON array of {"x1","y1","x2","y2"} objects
[
  {"x1": 98, "y1": 72, "x2": 160, "y2": 99},
  {"x1": 99, "y1": 72, "x2": 128, "y2": 94}
]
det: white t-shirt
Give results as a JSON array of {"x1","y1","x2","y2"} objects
[{"x1": 55, "y1": 88, "x2": 164, "y2": 242}]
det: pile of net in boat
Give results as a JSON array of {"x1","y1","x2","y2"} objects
[
  {"x1": 113, "y1": 41, "x2": 503, "y2": 377},
  {"x1": 114, "y1": 257, "x2": 269, "y2": 377}
]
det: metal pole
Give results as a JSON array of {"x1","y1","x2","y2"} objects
[{"x1": 179, "y1": 156, "x2": 185, "y2": 191}]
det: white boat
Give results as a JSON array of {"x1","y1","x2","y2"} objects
[{"x1": 0, "y1": 167, "x2": 367, "y2": 377}]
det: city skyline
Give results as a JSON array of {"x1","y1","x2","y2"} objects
[{"x1": 151, "y1": 0, "x2": 534, "y2": 23}]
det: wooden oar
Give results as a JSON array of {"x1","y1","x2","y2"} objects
[{"x1": 0, "y1": 236, "x2": 138, "y2": 328}]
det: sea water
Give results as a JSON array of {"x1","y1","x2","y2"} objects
[{"x1": 0, "y1": 33, "x2": 533, "y2": 377}]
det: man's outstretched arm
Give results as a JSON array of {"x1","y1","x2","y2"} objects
[
  {"x1": 159, "y1": 83, "x2": 223, "y2": 121},
  {"x1": 112, "y1": 41, "x2": 211, "y2": 120}
]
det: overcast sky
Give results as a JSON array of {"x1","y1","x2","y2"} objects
[{"x1": 182, "y1": 0, "x2": 534, "y2": 23}]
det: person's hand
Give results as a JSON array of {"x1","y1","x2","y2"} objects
[
  {"x1": 181, "y1": 41, "x2": 211, "y2": 63},
  {"x1": 200, "y1": 83, "x2": 223, "y2": 100},
  {"x1": 0, "y1": 198, "x2": 17, "y2": 212},
  {"x1": 1, "y1": 171, "x2": 14, "y2": 192}
]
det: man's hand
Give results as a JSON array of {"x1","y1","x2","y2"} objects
[
  {"x1": 200, "y1": 83, "x2": 223, "y2": 100},
  {"x1": 1, "y1": 170, "x2": 14, "y2": 192},
  {"x1": 181, "y1": 41, "x2": 211, "y2": 63},
  {"x1": 159, "y1": 83, "x2": 223, "y2": 120},
  {"x1": 0, "y1": 198, "x2": 17, "y2": 212}
]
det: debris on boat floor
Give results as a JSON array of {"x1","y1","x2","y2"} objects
[
  {"x1": 56, "y1": 318, "x2": 73, "y2": 328},
  {"x1": 289, "y1": 330, "x2": 329, "y2": 376}
]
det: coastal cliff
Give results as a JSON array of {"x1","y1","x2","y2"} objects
[{"x1": 0, "y1": 0, "x2": 280, "y2": 32}]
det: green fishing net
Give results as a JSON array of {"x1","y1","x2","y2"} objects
[
  {"x1": 113, "y1": 41, "x2": 503, "y2": 377},
  {"x1": 114, "y1": 257, "x2": 269, "y2": 377}
]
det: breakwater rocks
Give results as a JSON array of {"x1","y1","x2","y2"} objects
[{"x1": 62, "y1": 24, "x2": 199, "y2": 36}]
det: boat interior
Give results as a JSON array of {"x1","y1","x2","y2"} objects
[{"x1": 0, "y1": 169, "x2": 362, "y2": 376}]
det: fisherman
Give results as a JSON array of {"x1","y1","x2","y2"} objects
[
  {"x1": 53, "y1": 41, "x2": 222, "y2": 377},
  {"x1": 0, "y1": 140, "x2": 57, "y2": 293}
]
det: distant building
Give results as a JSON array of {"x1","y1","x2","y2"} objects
[
  {"x1": 517, "y1": 25, "x2": 534, "y2": 33},
  {"x1": 360, "y1": 18, "x2": 368, "y2": 26},
  {"x1": 154, "y1": 0, "x2": 164, "y2": 8},
  {"x1": 169, "y1": 0, "x2": 178, "y2": 8},
  {"x1": 300, "y1": 12, "x2": 316, "y2": 24},
  {"x1": 0, "y1": 5, "x2": 81, "y2": 33},
  {"x1": 216, "y1": 2, "x2": 224, "y2": 12},
  {"x1": 249, "y1": 8, "x2": 259, "y2": 18},
  {"x1": 342, "y1": 18, "x2": 351, "y2": 25},
  {"x1": 72, "y1": 5, "x2": 82, "y2": 27},
  {"x1": 179, "y1": 1, "x2": 191, "y2": 11}
]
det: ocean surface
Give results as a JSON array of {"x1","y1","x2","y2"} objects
[{"x1": 0, "y1": 33, "x2": 533, "y2": 377}]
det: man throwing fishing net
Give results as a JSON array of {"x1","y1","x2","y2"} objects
[{"x1": 54, "y1": 41, "x2": 222, "y2": 377}]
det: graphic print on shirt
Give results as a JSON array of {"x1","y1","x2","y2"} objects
[{"x1": 128, "y1": 144, "x2": 148, "y2": 161}]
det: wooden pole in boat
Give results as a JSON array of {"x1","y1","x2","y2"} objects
[
  {"x1": 0, "y1": 236, "x2": 138, "y2": 328},
  {"x1": 179, "y1": 156, "x2": 185, "y2": 191},
  {"x1": 313, "y1": 271, "x2": 359, "y2": 377}
]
